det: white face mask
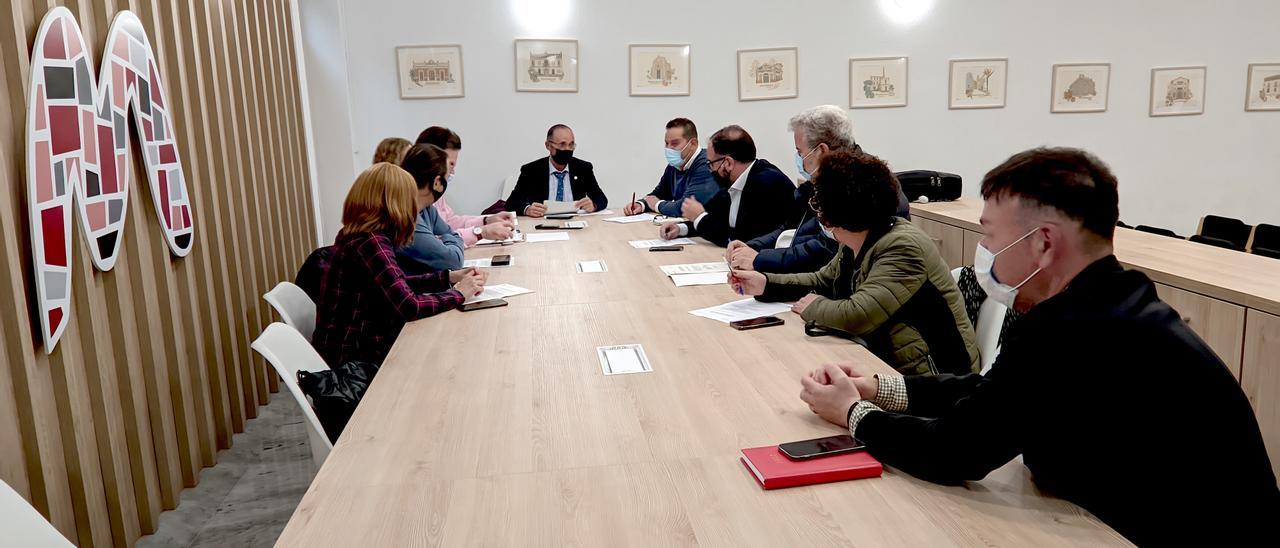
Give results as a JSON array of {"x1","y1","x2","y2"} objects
[
  {"x1": 820, "y1": 222, "x2": 837, "y2": 241},
  {"x1": 974, "y1": 227, "x2": 1042, "y2": 309}
]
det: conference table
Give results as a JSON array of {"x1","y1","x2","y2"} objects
[{"x1": 276, "y1": 214, "x2": 1130, "y2": 546}]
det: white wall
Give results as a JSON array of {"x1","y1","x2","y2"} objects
[
  {"x1": 307, "y1": 0, "x2": 1280, "y2": 240},
  {"x1": 298, "y1": 0, "x2": 360, "y2": 243}
]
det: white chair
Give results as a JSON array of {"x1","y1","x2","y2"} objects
[
  {"x1": 251, "y1": 323, "x2": 334, "y2": 466},
  {"x1": 499, "y1": 171, "x2": 520, "y2": 205},
  {"x1": 775, "y1": 229, "x2": 797, "y2": 249},
  {"x1": 263, "y1": 281, "x2": 317, "y2": 341},
  {"x1": 0, "y1": 480, "x2": 74, "y2": 547},
  {"x1": 951, "y1": 267, "x2": 1008, "y2": 374}
]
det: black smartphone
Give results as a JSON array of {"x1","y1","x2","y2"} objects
[
  {"x1": 729, "y1": 316, "x2": 784, "y2": 330},
  {"x1": 648, "y1": 245, "x2": 683, "y2": 252},
  {"x1": 534, "y1": 223, "x2": 561, "y2": 230},
  {"x1": 491, "y1": 254, "x2": 511, "y2": 266},
  {"x1": 779, "y1": 435, "x2": 865, "y2": 460},
  {"x1": 545, "y1": 214, "x2": 575, "y2": 220},
  {"x1": 460, "y1": 298, "x2": 508, "y2": 312}
]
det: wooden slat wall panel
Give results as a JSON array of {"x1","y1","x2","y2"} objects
[{"x1": 0, "y1": 0, "x2": 317, "y2": 545}]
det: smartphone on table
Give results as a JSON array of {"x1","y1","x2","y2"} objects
[
  {"x1": 534, "y1": 223, "x2": 561, "y2": 230},
  {"x1": 729, "y1": 316, "x2": 784, "y2": 331},
  {"x1": 778, "y1": 435, "x2": 865, "y2": 460},
  {"x1": 490, "y1": 255, "x2": 511, "y2": 267},
  {"x1": 649, "y1": 245, "x2": 683, "y2": 252}
]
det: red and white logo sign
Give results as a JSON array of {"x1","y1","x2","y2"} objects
[{"x1": 27, "y1": 7, "x2": 194, "y2": 352}]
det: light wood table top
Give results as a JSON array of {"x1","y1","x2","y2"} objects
[
  {"x1": 277, "y1": 215, "x2": 1128, "y2": 547},
  {"x1": 911, "y1": 199, "x2": 1280, "y2": 316}
]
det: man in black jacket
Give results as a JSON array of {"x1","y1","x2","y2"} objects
[
  {"x1": 799, "y1": 147, "x2": 1279, "y2": 546},
  {"x1": 658, "y1": 125, "x2": 795, "y2": 246},
  {"x1": 505, "y1": 124, "x2": 608, "y2": 217}
]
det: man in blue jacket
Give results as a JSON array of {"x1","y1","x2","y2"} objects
[
  {"x1": 623, "y1": 118, "x2": 718, "y2": 218},
  {"x1": 728, "y1": 105, "x2": 909, "y2": 273}
]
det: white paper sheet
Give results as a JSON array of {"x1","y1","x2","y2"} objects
[
  {"x1": 688, "y1": 298, "x2": 792, "y2": 324},
  {"x1": 545, "y1": 200, "x2": 579, "y2": 215},
  {"x1": 462, "y1": 257, "x2": 515, "y2": 268},
  {"x1": 464, "y1": 283, "x2": 534, "y2": 304},
  {"x1": 525, "y1": 231, "x2": 571, "y2": 243},
  {"x1": 597, "y1": 344, "x2": 653, "y2": 375},
  {"x1": 577, "y1": 209, "x2": 614, "y2": 217},
  {"x1": 564, "y1": 221, "x2": 588, "y2": 229},
  {"x1": 671, "y1": 272, "x2": 729, "y2": 287},
  {"x1": 605, "y1": 213, "x2": 656, "y2": 224},
  {"x1": 576, "y1": 260, "x2": 608, "y2": 273},
  {"x1": 659, "y1": 262, "x2": 730, "y2": 276},
  {"x1": 629, "y1": 238, "x2": 695, "y2": 249}
]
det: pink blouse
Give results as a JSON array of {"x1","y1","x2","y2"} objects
[{"x1": 434, "y1": 197, "x2": 486, "y2": 247}]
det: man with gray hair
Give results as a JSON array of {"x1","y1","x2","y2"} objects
[{"x1": 728, "y1": 105, "x2": 910, "y2": 273}]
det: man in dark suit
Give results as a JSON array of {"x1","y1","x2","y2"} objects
[
  {"x1": 798, "y1": 147, "x2": 1279, "y2": 546},
  {"x1": 658, "y1": 125, "x2": 796, "y2": 247},
  {"x1": 505, "y1": 124, "x2": 608, "y2": 217}
]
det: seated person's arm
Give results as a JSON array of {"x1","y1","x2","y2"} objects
[
  {"x1": 404, "y1": 270, "x2": 451, "y2": 294},
  {"x1": 753, "y1": 235, "x2": 838, "y2": 274},
  {"x1": 797, "y1": 242, "x2": 925, "y2": 336},
  {"x1": 399, "y1": 214, "x2": 464, "y2": 271},
  {"x1": 685, "y1": 207, "x2": 729, "y2": 246},
  {"x1": 851, "y1": 363, "x2": 1026, "y2": 485},
  {"x1": 758, "y1": 251, "x2": 840, "y2": 302},
  {"x1": 359, "y1": 237, "x2": 465, "y2": 321},
  {"x1": 746, "y1": 226, "x2": 783, "y2": 251}
]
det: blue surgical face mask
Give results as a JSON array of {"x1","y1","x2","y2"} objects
[
  {"x1": 820, "y1": 222, "x2": 836, "y2": 240},
  {"x1": 447, "y1": 173, "x2": 455, "y2": 184},
  {"x1": 794, "y1": 147, "x2": 819, "y2": 181},
  {"x1": 974, "y1": 228, "x2": 1042, "y2": 309},
  {"x1": 665, "y1": 141, "x2": 691, "y2": 168}
]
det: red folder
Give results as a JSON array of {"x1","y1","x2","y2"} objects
[{"x1": 740, "y1": 445, "x2": 882, "y2": 490}]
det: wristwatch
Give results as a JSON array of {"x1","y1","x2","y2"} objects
[{"x1": 472, "y1": 227, "x2": 484, "y2": 237}]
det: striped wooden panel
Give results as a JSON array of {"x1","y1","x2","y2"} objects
[{"x1": 0, "y1": 1, "x2": 316, "y2": 545}]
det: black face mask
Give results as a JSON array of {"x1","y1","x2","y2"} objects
[
  {"x1": 552, "y1": 148, "x2": 574, "y2": 165},
  {"x1": 432, "y1": 176, "x2": 447, "y2": 200},
  {"x1": 711, "y1": 165, "x2": 732, "y2": 188}
]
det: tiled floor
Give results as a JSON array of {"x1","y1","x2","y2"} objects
[{"x1": 137, "y1": 392, "x2": 317, "y2": 548}]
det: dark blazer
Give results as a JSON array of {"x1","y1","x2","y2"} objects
[
  {"x1": 681, "y1": 158, "x2": 795, "y2": 247},
  {"x1": 647, "y1": 150, "x2": 719, "y2": 218},
  {"x1": 505, "y1": 156, "x2": 608, "y2": 214},
  {"x1": 747, "y1": 181, "x2": 837, "y2": 274},
  {"x1": 854, "y1": 256, "x2": 1280, "y2": 545}
]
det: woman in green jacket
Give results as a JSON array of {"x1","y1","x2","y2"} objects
[{"x1": 730, "y1": 150, "x2": 979, "y2": 376}]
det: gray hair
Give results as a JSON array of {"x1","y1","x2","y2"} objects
[{"x1": 788, "y1": 105, "x2": 856, "y2": 151}]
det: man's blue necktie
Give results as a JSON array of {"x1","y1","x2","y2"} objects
[{"x1": 553, "y1": 171, "x2": 567, "y2": 201}]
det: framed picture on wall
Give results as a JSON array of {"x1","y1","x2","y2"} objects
[
  {"x1": 1050, "y1": 63, "x2": 1110, "y2": 113},
  {"x1": 1245, "y1": 63, "x2": 1280, "y2": 112},
  {"x1": 396, "y1": 45, "x2": 464, "y2": 99},
  {"x1": 1150, "y1": 66, "x2": 1206, "y2": 116},
  {"x1": 629, "y1": 44, "x2": 690, "y2": 96},
  {"x1": 849, "y1": 57, "x2": 908, "y2": 109},
  {"x1": 948, "y1": 58, "x2": 1007, "y2": 109},
  {"x1": 515, "y1": 39, "x2": 579, "y2": 93},
  {"x1": 737, "y1": 47, "x2": 798, "y2": 101}
]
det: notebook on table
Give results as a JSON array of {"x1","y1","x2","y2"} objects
[{"x1": 740, "y1": 445, "x2": 882, "y2": 490}]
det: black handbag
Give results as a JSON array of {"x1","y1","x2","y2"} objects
[
  {"x1": 895, "y1": 170, "x2": 962, "y2": 202},
  {"x1": 296, "y1": 360, "x2": 380, "y2": 443}
]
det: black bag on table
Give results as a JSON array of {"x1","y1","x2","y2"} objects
[
  {"x1": 895, "y1": 170, "x2": 962, "y2": 202},
  {"x1": 296, "y1": 360, "x2": 380, "y2": 443}
]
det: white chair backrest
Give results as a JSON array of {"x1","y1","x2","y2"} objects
[
  {"x1": 499, "y1": 171, "x2": 520, "y2": 203},
  {"x1": 251, "y1": 323, "x2": 334, "y2": 466},
  {"x1": 775, "y1": 229, "x2": 798, "y2": 249},
  {"x1": 0, "y1": 480, "x2": 74, "y2": 547},
  {"x1": 263, "y1": 282, "x2": 317, "y2": 341},
  {"x1": 951, "y1": 267, "x2": 1008, "y2": 374}
]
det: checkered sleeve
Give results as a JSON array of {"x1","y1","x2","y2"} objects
[
  {"x1": 847, "y1": 401, "x2": 883, "y2": 436},
  {"x1": 405, "y1": 271, "x2": 451, "y2": 294},
  {"x1": 871, "y1": 374, "x2": 909, "y2": 412},
  {"x1": 358, "y1": 236, "x2": 465, "y2": 320}
]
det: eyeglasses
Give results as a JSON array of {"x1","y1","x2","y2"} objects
[
  {"x1": 807, "y1": 193, "x2": 821, "y2": 214},
  {"x1": 707, "y1": 156, "x2": 729, "y2": 169},
  {"x1": 652, "y1": 214, "x2": 673, "y2": 225}
]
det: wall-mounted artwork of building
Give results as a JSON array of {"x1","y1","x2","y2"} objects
[
  {"x1": 849, "y1": 56, "x2": 908, "y2": 109},
  {"x1": 1051, "y1": 63, "x2": 1110, "y2": 113},
  {"x1": 1245, "y1": 63, "x2": 1280, "y2": 112},
  {"x1": 949, "y1": 58, "x2": 1007, "y2": 109},
  {"x1": 397, "y1": 45, "x2": 464, "y2": 99},
  {"x1": 1150, "y1": 66, "x2": 1206, "y2": 117},
  {"x1": 516, "y1": 39, "x2": 579, "y2": 92},
  {"x1": 737, "y1": 47, "x2": 798, "y2": 101},
  {"x1": 629, "y1": 44, "x2": 690, "y2": 96}
]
